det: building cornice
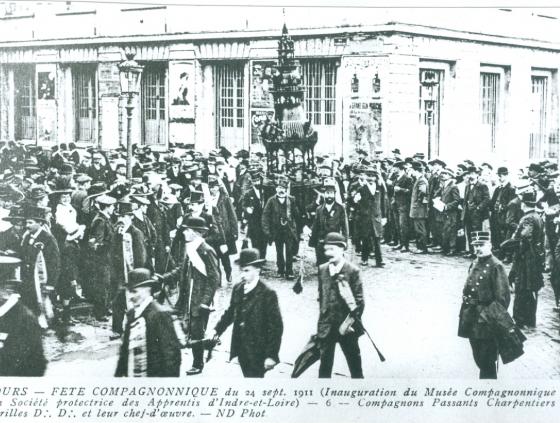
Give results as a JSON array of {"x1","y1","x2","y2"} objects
[{"x1": 0, "y1": 22, "x2": 559, "y2": 53}]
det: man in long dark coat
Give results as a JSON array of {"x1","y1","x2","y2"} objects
[
  {"x1": 213, "y1": 248, "x2": 283, "y2": 378},
  {"x1": 240, "y1": 171, "x2": 267, "y2": 260},
  {"x1": 439, "y1": 169, "x2": 461, "y2": 255},
  {"x1": 19, "y1": 206, "x2": 60, "y2": 323},
  {"x1": 353, "y1": 168, "x2": 386, "y2": 267},
  {"x1": 490, "y1": 167, "x2": 516, "y2": 254},
  {"x1": 116, "y1": 268, "x2": 181, "y2": 377},
  {"x1": 208, "y1": 176, "x2": 238, "y2": 282},
  {"x1": 392, "y1": 161, "x2": 413, "y2": 252},
  {"x1": 0, "y1": 256, "x2": 47, "y2": 376},
  {"x1": 508, "y1": 191, "x2": 545, "y2": 329},
  {"x1": 462, "y1": 166, "x2": 490, "y2": 257},
  {"x1": 262, "y1": 177, "x2": 300, "y2": 279},
  {"x1": 111, "y1": 201, "x2": 147, "y2": 336},
  {"x1": 458, "y1": 231, "x2": 510, "y2": 379},
  {"x1": 409, "y1": 161, "x2": 429, "y2": 253},
  {"x1": 87, "y1": 194, "x2": 116, "y2": 321},
  {"x1": 158, "y1": 217, "x2": 220, "y2": 376}
]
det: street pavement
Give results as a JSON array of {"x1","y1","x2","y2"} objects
[{"x1": 45, "y1": 243, "x2": 560, "y2": 379}]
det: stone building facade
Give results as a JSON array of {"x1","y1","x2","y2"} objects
[{"x1": 0, "y1": 5, "x2": 559, "y2": 167}]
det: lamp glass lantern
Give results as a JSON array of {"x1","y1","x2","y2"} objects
[{"x1": 118, "y1": 52, "x2": 144, "y2": 95}]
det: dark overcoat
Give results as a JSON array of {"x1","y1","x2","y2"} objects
[
  {"x1": 462, "y1": 181, "x2": 491, "y2": 222},
  {"x1": 409, "y1": 175, "x2": 429, "y2": 219},
  {"x1": 214, "y1": 281, "x2": 283, "y2": 364},
  {"x1": 0, "y1": 297, "x2": 47, "y2": 376},
  {"x1": 458, "y1": 255, "x2": 510, "y2": 339},
  {"x1": 309, "y1": 202, "x2": 349, "y2": 247},
  {"x1": 262, "y1": 195, "x2": 299, "y2": 242},
  {"x1": 115, "y1": 301, "x2": 181, "y2": 377},
  {"x1": 213, "y1": 193, "x2": 238, "y2": 254},
  {"x1": 240, "y1": 188, "x2": 265, "y2": 241},
  {"x1": 159, "y1": 241, "x2": 220, "y2": 320},
  {"x1": 354, "y1": 185, "x2": 385, "y2": 239}
]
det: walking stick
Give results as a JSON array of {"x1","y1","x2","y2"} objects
[{"x1": 354, "y1": 316, "x2": 386, "y2": 362}]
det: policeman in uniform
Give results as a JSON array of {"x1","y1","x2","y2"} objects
[
  {"x1": 458, "y1": 231, "x2": 510, "y2": 379},
  {"x1": 0, "y1": 256, "x2": 47, "y2": 376}
]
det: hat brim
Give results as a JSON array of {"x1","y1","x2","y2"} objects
[
  {"x1": 181, "y1": 224, "x2": 209, "y2": 232},
  {"x1": 127, "y1": 279, "x2": 158, "y2": 290},
  {"x1": 49, "y1": 189, "x2": 73, "y2": 196},
  {"x1": 324, "y1": 242, "x2": 347, "y2": 249},
  {"x1": 235, "y1": 258, "x2": 266, "y2": 267}
]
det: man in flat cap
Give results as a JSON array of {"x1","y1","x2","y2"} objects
[
  {"x1": 158, "y1": 216, "x2": 220, "y2": 376},
  {"x1": 213, "y1": 248, "x2": 283, "y2": 377},
  {"x1": 458, "y1": 231, "x2": 510, "y2": 379},
  {"x1": 116, "y1": 268, "x2": 181, "y2": 377}
]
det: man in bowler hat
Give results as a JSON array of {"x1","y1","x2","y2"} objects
[
  {"x1": 115, "y1": 268, "x2": 181, "y2": 377},
  {"x1": 317, "y1": 232, "x2": 364, "y2": 378},
  {"x1": 213, "y1": 248, "x2": 283, "y2": 377}
]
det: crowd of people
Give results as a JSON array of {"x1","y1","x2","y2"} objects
[{"x1": 0, "y1": 139, "x2": 557, "y2": 378}]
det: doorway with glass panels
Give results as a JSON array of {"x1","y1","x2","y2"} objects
[
  {"x1": 73, "y1": 64, "x2": 97, "y2": 143},
  {"x1": 141, "y1": 62, "x2": 167, "y2": 146},
  {"x1": 214, "y1": 61, "x2": 246, "y2": 150}
]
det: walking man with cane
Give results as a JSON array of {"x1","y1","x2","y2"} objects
[{"x1": 317, "y1": 232, "x2": 365, "y2": 378}]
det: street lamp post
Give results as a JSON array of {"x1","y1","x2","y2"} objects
[{"x1": 118, "y1": 52, "x2": 144, "y2": 179}]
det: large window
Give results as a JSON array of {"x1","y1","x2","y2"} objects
[
  {"x1": 73, "y1": 64, "x2": 97, "y2": 143},
  {"x1": 529, "y1": 72, "x2": 559, "y2": 159},
  {"x1": 301, "y1": 60, "x2": 337, "y2": 126},
  {"x1": 14, "y1": 64, "x2": 36, "y2": 140},
  {"x1": 217, "y1": 62, "x2": 245, "y2": 129},
  {"x1": 480, "y1": 72, "x2": 500, "y2": 151},
  {"x1": 214, "y1": 62, "x2": 245, "y2": 149}
]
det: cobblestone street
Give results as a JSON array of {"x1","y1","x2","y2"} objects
[{"x1": 45, "y1": 243, "x2": 560, "y2": 379}]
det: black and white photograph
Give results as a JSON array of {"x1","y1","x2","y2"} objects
[{"x1": 1, "y1": 1, "x2": 560, "y2": 422}]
